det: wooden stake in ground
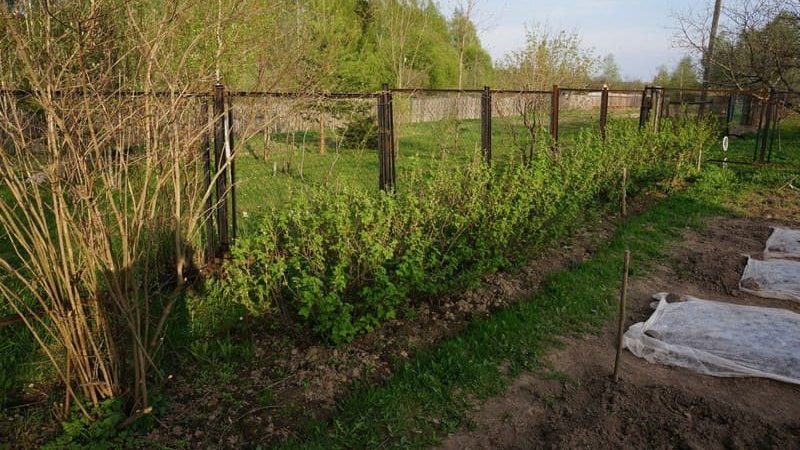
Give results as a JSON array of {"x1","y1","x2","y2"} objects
[
  {"x1": 621, "y1": 167, "x2": 628, "y2": 217},
  {"x1": 697, "y1": 147, "x2": 703, "y2": 171},
  {"x1": 613, "y1": 250, "x2": 631, "y2": 382},
  {"x1": 319, "y1": 112, "x2": 326, "y2": 155}
]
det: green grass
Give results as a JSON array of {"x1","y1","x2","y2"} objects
[
  {"x1": 274, "y1": 166, "x2": 760, "y2": 449},
  {"x1": 705, "y1": 114, "x2": 800, "y2": 166},
  {"x1": 234, "y1": 108, "x2": 800, "y2": 235},
  {"x1": 0, "y1": 107, "x2": 625, "y2": 410},
  {"x1": 233, "y1": 109, "x2": 637, "y2": 233},
  {"x1": 1, "y1": 107, "x2": 795, "y2": 440}
]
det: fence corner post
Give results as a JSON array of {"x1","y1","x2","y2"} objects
[
  {"x1": 600, "y1": 85, "x2": 609, "y2": 141},
  {"x1": 550, "y1": 84, "x2": 560, "y2": 143},
  {"x1": 481, "y1": 86, "x2": 492, "y2": 164}
]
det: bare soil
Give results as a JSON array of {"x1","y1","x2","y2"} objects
[
  {"x1": 139, "y1": 207, "x2": 624, "y2": 449},
  {"x1": 4, "y1": 186, "x2": 797, "y2": 449},
  {"x1": 2, "y1": 192, "x2": 629, "y2": 449},
  {"x1": 440, "y1": 190, "x2": 800, "y2": 450},
  {"x1": 131, "y1": 192, "x2": 675, "y2": 448}
]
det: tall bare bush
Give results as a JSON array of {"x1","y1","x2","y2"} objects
[{"x1": 0, "y1": 0, "x2": 237, "y2": 421}]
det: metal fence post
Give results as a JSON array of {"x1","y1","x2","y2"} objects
[
  {"x1": 638, "y1": 87, "x2": 650, "y2": 129},
  {"x1": 377, "y1": 90, "x2": 385, "y2": 190},
  {"x1": 757, "y1": 90, "x2": 774, "y2": 163},
  {"x1": 768, "y1": 93, "x2": 788, "y2": 162},
  {"x1": 378, "y1": 84, "x2": 396, "y2": 191},
  {"x1": 213, "y1": 83, "x2": 230, "y2": 256},
  {"x1": 481, "y1": 86, "x2": 492, "y2": 164},
  {"x1": 599, "y1": 86, "x2": 609, "y2": 141},
  {"x1": 388, "y1": 87, "x2": 396, "y2": 189},
  {"x1": 550, "y1": 84, "x2": 560, "y2": 143},
  {"x1": 200, "y1": 99, "x2": 215, "y2": 264},
  {"x1": 725, "y1": 94, "x2": 735, "y2": 136},
  {"x1": 742, "y1": 95, "x2": 753, "y2": 125},
  {"x1": 226, "y1": 92, "x2": 238, "y2": 243}
]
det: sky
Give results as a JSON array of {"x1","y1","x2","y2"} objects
[{"x1": 438, "y1": 0, "x2": 705, "y2": 81}]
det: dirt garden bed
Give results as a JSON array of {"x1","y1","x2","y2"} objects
[
  {"x1": 440, "y1": 189, "x2": 800, "y2": 450},
  {"x1": 3, "y1": 188, "x2": 663, "y2": 448},
  {"x1": 3, "y1": 185, "x2": 796, "y2": 449},
  {"x1": 135, "y1": 202, "x2": 631, "y2": 448}
]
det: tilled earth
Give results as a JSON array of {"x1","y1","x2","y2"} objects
[
  {"x1": 440, "y1": 189, "x2": 800, "y2": 450},
  {"x1": 133, "y1": 195, "x2": 638, "y2": 448}
]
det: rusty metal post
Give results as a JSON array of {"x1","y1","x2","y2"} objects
[
  {"x1": 481, "y1": 86, "x2": 492, "y2": 164},
  {"x1": 599, "y1": 86, "x2": 609, "y2": 141},
  {"x1": 388, "y1": 87, "x2": 396, "y2": 189},
  {"x1": 377, "y1": 84, "x2": 396, "y2": 191},
  {"x1": 752, "y1": 97, "x2": 766, "y2": 162},
  {"x1": 213, "y1": 83, "x2": 229, "y2": 256},
  {"x1": 377, "y1": 90, "x2": 386, "y2": 189},
  {"x1": 767, "y1": 94, "x2": 787, "y2": 163},
  {"x1": 757, "y1": 91, "x2": 774, "y2": 163},
  {"x1": 200, "y1": 99, "x2": 215, "y2": 263},
  {"x1": 741, "y1": 95, "x2": 753, "y2": 125},
  {"x1": 638, "y1": 87, "x2": 650, "y2": 129},
  {"x1": 725, "y1": 94, "x2": 735, "y2": 136},
  {"x1": 227, "y1": 93, "x2": 238, "y2": 243},
  {"x1": 550, "y1": 84, "x2": 560, "y2": 142}
]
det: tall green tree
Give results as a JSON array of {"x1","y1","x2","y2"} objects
[
  {"x1": 650, "y1": 57, "x2": 700, "y2": 88},
  {"x1": 598, "y1": 53, "x2": 622, "y2": 85},
  {"x1": 653, "y1": 64, "x2": 671, "y2": 86},
  {"x1": 497, "y1": 26, "x2": 597, "y2": 89},
  {"x1": 669, "y1": 56, "x2": 701, "y2": 88},
  {"x1": 449, "y1": 1, "x2": 493, "y2": 88}
]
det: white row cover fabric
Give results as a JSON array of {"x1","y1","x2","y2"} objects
[
  {"x1": 739, "y1": 257, "x2": 800, "y2": 302},
  {"x1": 765, "y1": 228, "x2": 800, "y2": 260},
  {"x1": 624, "y1": 293, "x2": 800, "y2": 384}
]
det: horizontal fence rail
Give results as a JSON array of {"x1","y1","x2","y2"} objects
[
  {"x1": 1, "y1": 84, "x2": 793, "y2": 264},
  {"x1": 1, "y1": 86, "x2": 787, "y2": 98}
]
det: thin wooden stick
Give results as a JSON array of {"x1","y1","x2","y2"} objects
[
  {"x1": 697, "y1": 147, "x2": 703, "y2": 171},
  {"x1": 621, "y1": 167, "x2": 628, "y2": 217},
  {"x1": 614, "y1": 250, "x2": 631, "y2": 382}
]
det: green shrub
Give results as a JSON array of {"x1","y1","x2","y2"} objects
[
  {"x1": 338, "y1": 104, "x2": 379, "y2": 149},
  {"x1": 43, "y1": 399, "x2": 127, "y2": 450},
  {"x1": 204, "y1": 119, "x2": 716, "y2": 343}
]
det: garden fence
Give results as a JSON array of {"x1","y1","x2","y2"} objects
[{"x1": 0, "y1": 84, "x2": 791, "y2": 263}]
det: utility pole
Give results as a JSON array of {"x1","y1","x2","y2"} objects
[{"x1": 699, "y1": 0, "x2": 723, "y2": 116}]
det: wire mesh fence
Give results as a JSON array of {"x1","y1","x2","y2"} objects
[
  {"x1": 227, "y1": 92, "x2": 380, "y2": 233},
  {"x1": 1, "y1": 84, "x2": 791, "y2": 260},
  {"x1": 0, "y1": 88, "x2": 213, "y2": 264},
  {"x1": 491, "y1": 90, "x2": 552, "y2": 167},
  {"x1": 661, "y1": 88, "x2": 733, "y2": 123},
  {"x1": 558, "y1": 88, "x2": 602, "y2": 140},
  {"x1": 393, "y1": 89, "x2": 484, "y2": 182},
  {"x1": 607, "y1": 90, "x2": 644, "y2": 122}
]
